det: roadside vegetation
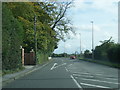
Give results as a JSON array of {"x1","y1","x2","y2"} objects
[
  {"x1": 2, "y1": 2, "x2": 73, "y2": 74},
  {"x1": 83, "y1": 37, "x2": 120, "y2": 68},
  {"x1": 52, "y1": 37, "x2": 120, "y2": 68}
]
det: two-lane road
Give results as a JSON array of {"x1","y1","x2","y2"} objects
[{"x1": 3, "y1": 58, "x2": 119, "y2": 89}]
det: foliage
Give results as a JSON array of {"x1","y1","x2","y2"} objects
[
  {"x1": 91, "y1": 37, "x2": 120, "y2": 64},
  {"x1": 2, "y1": 2, "x2": 73, "y2": 70},
  {"x1": 84, "y1": 50, "x2": 92, "y2": 58},
  {"x1": 94, "y1": 37, "x2": 114, "y2": 61},
  {"x1": 2, "y1": 3, "x2": 23, "y2": 70},
  {"x1": 52, "y1": 53, "x2": 68, "y2": 57},
  {"x1": 107, "y1": 44, "x2": 120, "y2": 63}
]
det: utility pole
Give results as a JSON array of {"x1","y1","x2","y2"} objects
[
  {"x1": 34, "y1": 15, "x2": 37, "y2": 65},
  {"x1": 79, "y1": 33, "x2": 81, "y2": 57},
  {"x1": 91, "y1": 21, "x2": 94, "y2": 60}
]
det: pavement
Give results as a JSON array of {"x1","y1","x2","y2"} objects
[
  {"x1": 2, "y1": 59, "x2": 53, "y2": 87},
  {"x1": 2, "y1": 58, "x2": 120, "y2": 89}
]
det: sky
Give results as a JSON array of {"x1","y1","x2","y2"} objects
[{"x1": 54, "y1": 0, "x2": 119, "y2": 54}]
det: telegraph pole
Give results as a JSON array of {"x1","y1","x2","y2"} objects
[
  {"x1": 34, "y1": 15, "x2": 37, "y2": 65},
  {"x1": 91, "y1": 21, "x2": 94, "y2": 60}
]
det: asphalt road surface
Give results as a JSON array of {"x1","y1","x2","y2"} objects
[{"x1": 2, "y1": 58, "x2": 119, "y2": 89}]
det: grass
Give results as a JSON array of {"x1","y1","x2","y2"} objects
[
  {"x1": 2, "y1": 66, "x2": 25, "y2": 76},
  {"x1": 79, "y1": 57, "x2": 120, "y2": 69},
  {"x1": 37, "y1": 53, "x2": 49, "y2": 64}
]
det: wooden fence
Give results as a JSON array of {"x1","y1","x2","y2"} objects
[{"x1": 24, "y1": 52, "x2": 35, "y2": 65}]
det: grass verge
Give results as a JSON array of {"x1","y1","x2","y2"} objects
[
  {"x1": 2, "y1": 66, "x2": 25, "y2": 76},
  {"x1": 79, "y1": 58, "x2": 120, "y2": 69}
]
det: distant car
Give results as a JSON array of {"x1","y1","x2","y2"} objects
[{"x1": 70, "y1": 56, "x2": 76, "y2": 59}]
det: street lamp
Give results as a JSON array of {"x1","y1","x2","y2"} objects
[
  {"x1": 63, "y1": 40, "x2": 66, "y2": 57},
  {"x1": 91, "y1": 21, "x2": 94, "y2": 60},
  {"x1": 79, "y1": 33, "x2": 82, "y2": 57}
]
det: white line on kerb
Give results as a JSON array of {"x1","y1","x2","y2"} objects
[
  {"x1": 70, "y1": 75, "x2": 83, "y2": 89},
  {"x1": 81, "y1": 82, "x2": 110, "y2": 88}
]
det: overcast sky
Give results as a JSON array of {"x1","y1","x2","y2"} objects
[{"x1": 54, "y1": 0, "x2": 118, "y2": 54}]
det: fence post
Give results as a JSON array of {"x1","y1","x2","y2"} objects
[{"x1": 22, "y1": 48, "x2": 24, "y2": 65}]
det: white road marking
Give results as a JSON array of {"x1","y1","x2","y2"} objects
[
  {"x1": 54, "y1": 63, "x2": 66, "y2": 69},
  {"x1": 70, "y1": 75, "x2": 83, "y2": 89},
  {"x1": 81, "y1": 78, "x2": 119, "y2": 85},
  {"x1": 73, "y1": 74, "x2": 94, "y2": 78},
  {"x1": 73, "y1": 72, "x2": 89, "y2": 75},
  {"x1": 50, "y1": 63, "x2": 66, "y2": 70},
  {"x1": 50, "y1": 63, "x2": 57, "y2": 70},
  {"x1": 68, "y1": 64, "x2": 72, "y2": 66},
  {"x1": 102, "y1": 77, "x2": 118, "y2": 81},
  {"x1": 81, "y1": 82, "x2": 110, "y2": 88},
  {"x1": 95, "y1": 73, "x2": 103, "y2": 75},
  {"x1": 65, "y1": 67, "x2": 69, "y2": 72},
  {"x1": 94, "y1": 74, "x2": 118, "y2": 79}
]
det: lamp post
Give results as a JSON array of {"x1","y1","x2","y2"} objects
[
  {"x1": 79, "y1": 33, "x2": 81, "y2": 57},
  {"x1": 91, "y1": 21, "x2": 94, "y2": 60},
  {"x1": 63, "y1": 40, "x2": 66, "y2": 57}
]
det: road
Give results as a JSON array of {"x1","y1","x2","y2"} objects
[{"x1": 2, "y1": 58, "x2": 119, "y2": 89}]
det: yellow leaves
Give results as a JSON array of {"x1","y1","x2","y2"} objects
[
  {"x1": 18, "y1": 16, "x2": 29, "y2": 24},
  {"x1": 27, "y1": 2, "x2": 34, "y2": 6},
  {"x1": 26, "y1": 29, "x2": 34, "y2": 35},
  {"x1": 18, "y1": 16, "x2": 32, "y2": 27},
  {"x1": 6, "y1": 2, "x2": 16, "y2": 9}
]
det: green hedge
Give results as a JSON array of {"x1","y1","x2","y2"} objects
[
  {"x1": 2, "y1": 3, "x2": 23, "y2": 71},
  {"x1": 37, "y1": 51, "x2": 49, "y2": 64}
]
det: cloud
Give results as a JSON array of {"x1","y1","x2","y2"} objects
[
  {"x1": 73, "y1": 24, "x2": 101, "y2": 32},
  {"x1": 73, "y1": 0, "x2": 118, "y2": 14},
  {"x1": 103, "y1": 31, "x2": 118, "y2": 42},
  {"x1": 65, "y1": 43, "x2": 71, "y2": 48},
  {"x1": 54, "y1": 0, "x2": 118, "y2": 54}
]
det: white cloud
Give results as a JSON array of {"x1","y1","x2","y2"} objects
[
  {"x1": 65, "y1": 43, "x2": 71, "y2": 48},
  {"x1": 73, "y1": 24, "x2": 101, "y2": 32},
  {"x1": 54, "y1": 0, "x2": 118, "y2": 54},
  {"x1": 73, "y1": 0, "x2": 118, "y2": 14}
]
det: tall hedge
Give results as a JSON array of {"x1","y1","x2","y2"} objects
[
  {"x1": 2, "y1": 3, "x2": 23, "y2": 70},
  {"x1": 107, "y1": 44, "x2": 120, "y2": 63}
]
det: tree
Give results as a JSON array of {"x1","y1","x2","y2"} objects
[
  {"x1": 107, "y1": 44, "x2": 120, "y2": 63},
  {"x1": 2, "y1": 3, "x2": 23, "y2": 70},
  {"x1": 2, "y1": 2, "x2": 74, "y2": 70},
  {"x1": 94, "y1": 37, "x2": 115, "y2": 60},
  {"x1": 39, "y1": 1, "x2": 73, "y2": 40},
  {"x1": 84, "y1": 50, "x2": 92, "y2": 58}
]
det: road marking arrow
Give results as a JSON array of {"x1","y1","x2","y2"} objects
[
  {"x1": 50, "y1": 63, "x2": 66, "y2": 70},
  {"x1": 50, "y1": 63, "x2": 57, "y2": 70}
]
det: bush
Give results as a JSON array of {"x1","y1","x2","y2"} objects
[
  {"x1": 2, "y1": 3, "x2": 23, "y2": 70},
  {"x1": 107, "y1": 44, "x2": 120, "y2": 64}
]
